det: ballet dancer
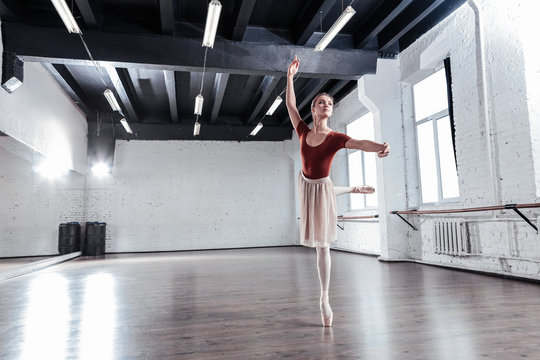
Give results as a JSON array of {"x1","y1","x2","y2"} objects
[{"x1": 286, "y1": 55, "x2": 390, "y2": 327}]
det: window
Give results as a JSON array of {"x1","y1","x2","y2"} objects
[
  {"x1": 347, "y1": 113, "x2": 377, "y2": 209},
  {"x1": 413, "y1": 65, "x2": 460, "y2": 203}
]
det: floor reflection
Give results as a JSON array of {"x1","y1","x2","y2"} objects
[
  {"x1": 79, "y1": 273, "x2": 117, "y2": 360},
  {"x1": 21, "y1": 273, "x2": 70, "y2": 360}
]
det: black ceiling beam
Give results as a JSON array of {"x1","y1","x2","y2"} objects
[
  {"x1": 280, "y1": 78, "x2": 327, "y2": 126},
  {"x1": 246, "y1": 76, "x2": 281, "y2": 125},
  {"x1": 231, "y1": 0, "x2": 257, "y2": 41},
  {"x1": 176, "y1": 71, "x2": 191, "y2": 118},
  {"x1": 104, "y1": 66, "x2": 140, "y2": 122},
  {"x1": 398, "y1": 0, "x2": 467, "y2": 51},
  {"x1": 0, "y1": 0, "x2": 21, "y2": 20},
  {"x1": 3, "y1": 23, "x2": 377, "y2": 80},
  {"x1": 42, "y1": 63, "x2": 92, "y2": 119},
  {"x1": 74, "y1": 0, "x2": 102, "y2": 30},
  {"x1": 291, "y1": 0, "x2": 337, "y2": 46},
  {"x1": 159, "y1": 0, "x2": 175, "y2": 35},
  {"x1": 210, "y1": 73, "x2": 230, "y2": 124},
  {"x1": 354, "y1": 0, "x2": 413, "y2": 49},
  {"x1": 108, "y1": 123, "x2": 294, "y2": 141},
  {"x1": 333, "y1": 81, "x2": 358, "y2": 102},
  {"x1": 327, "y1": 80, "x2": 350, "y2": 96},
  {"x1": 163, "y1": 70, "x2": 178, "y2": 123},
  {"x1": 378, "y1": 0, "x2": 446, "y2": 52}
]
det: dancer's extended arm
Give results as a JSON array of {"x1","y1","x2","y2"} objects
[
  {"x1": 286, "y1": 56, "x2": 302, "y2": 131},
  {"x1": 345, "y1": 139, "x2": 390, "y2": 158}
]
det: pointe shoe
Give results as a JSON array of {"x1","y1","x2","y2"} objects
[{"x1": 320, "y1": 293, "x2": 333, "y2": 327}]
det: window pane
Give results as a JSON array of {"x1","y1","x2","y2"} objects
[
  {"x1": 348, "y1": 151, "x2": 364, "y2": 209},
  {"x1": 413, "y1": 68, "x2": 448, "y2": 121},
  {"x1": 417, "y1": 121, "x2": 438, "y2": 203},
  {"x1": 437, "y1": 116, "x2": 460, "y2": 199},
  {"x1": 346, "y1": 113, "x2": 374, "y2": 140},
  {"x1": 364, "y1": 152, "x2": 378, "y2": 207}
]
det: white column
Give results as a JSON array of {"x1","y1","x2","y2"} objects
[{"x1": 357, "y1": 59, "x2": 409, "y2": 260}]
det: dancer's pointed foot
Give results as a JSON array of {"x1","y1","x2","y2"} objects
[{"x1": 320, "y1": 292, "x2": 333, "y2": 327}]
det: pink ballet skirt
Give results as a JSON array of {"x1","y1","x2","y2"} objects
[{"x1": 297, "y1": 172, "x2": 337, "y2": 248}]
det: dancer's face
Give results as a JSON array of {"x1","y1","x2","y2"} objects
[{"x1": 311, "y1": 95, "x2": 333, "y2": 120}]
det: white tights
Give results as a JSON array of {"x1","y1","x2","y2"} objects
[{"x1": 316, "y1": 246, "x2": 332, "y2": 317}]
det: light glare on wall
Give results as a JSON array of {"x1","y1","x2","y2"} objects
[
  {"x1": 91, "y1": 162, "x2": 111, "y2": 177},
  {"x1": 35, "y1": 158, "x2": 69, "y2": 179}
]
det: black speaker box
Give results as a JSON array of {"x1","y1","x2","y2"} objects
[{"x1": 1, "y1": 52, "x2": 24, "y2": 94}]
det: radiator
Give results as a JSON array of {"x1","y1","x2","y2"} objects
[{"x1": 434, "y1": 219, "x2": 473, "y2": 255}]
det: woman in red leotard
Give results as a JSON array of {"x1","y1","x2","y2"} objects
[{"x1": 286, "y1": 55, "x2": 390, "y2": 327}]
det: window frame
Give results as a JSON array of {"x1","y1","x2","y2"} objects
[
  {"x1": 346, "y1": 113, "x2": 378, "y2": 211},
  {"x1": 413, "y1": 64, "x2": 460, "y2": 205}
]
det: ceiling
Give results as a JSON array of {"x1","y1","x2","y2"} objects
[{"x1": 0, "y1": 0, "x2": 466, "y2": 141}]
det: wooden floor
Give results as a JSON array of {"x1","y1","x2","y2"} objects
[
  {"x1": 0, "y1": 256, "x2": 52, "y2": 272},
  {"x1": 1, "y1": 247, "x2": 540, "y2": 360}
]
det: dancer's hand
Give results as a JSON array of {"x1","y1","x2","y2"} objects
[
  {"x1": 352, "y1": 185, "x2": 375, "y2": 194},
  {"x1": 378, "y1": 142, "x2": 390, "y2": 158},
  {"x1": 288, "y1": 55, "x2": 300, "y2": 78}
]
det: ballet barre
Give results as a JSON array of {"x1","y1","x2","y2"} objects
[
  {"x1": 390, "y1": 203, "x2": 540, "y2": 232},
  {"x1": 336, "y1": 215, "x2": 379, "y2": 230}
]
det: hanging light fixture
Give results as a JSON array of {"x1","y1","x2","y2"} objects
[
  {"x1": 250, "y1": 122, "x2": 263, "y2": 136},
  {"x1": 314, "y1": 6, "x2": 356, "y2": 52},
  {"x1": 194, "y1": 94, "x2": 204, "y2": 115},
  {"x1": 202, "y1": 0, "x2": 222, "y2": 48},
  {"x1": 103, "y1": 89, "x2": 121, "y2": 111},
  {"x1": 120, "y1": 118, "x2": 133, "y2": 134},
  {"x1": 266, "y1": 96, "x2": 283, "y2": 116},
  {"x1": 50, "y1": 0, "x2": 82, "y2": 34},
  {"x1": 193, "y1": 121, "x2": 201, "y2": 136}
]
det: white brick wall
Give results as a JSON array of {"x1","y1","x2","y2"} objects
[
  {"x1": 0, "y1": 138, "x2": 86, "y2": 257},
  {"x1": 86, "y1": 140, "x2": 298, "y2": 253},
  {"x1": 395, "y1": 1, "x2": 540, "y2": 278}
]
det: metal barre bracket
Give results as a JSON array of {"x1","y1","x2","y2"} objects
[
  {"x1": 391, "y1": 211, "x2": 417, "y2": 231},
  {"x1": 505, "y1": 204, "x2": 538, "y2": 233}
]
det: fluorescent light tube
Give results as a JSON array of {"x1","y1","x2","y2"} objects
[
  {"x1": 120, "y1": 118, "x2": 133, "y2": 134},
  {"x1": 266, "y1": 96, "x2": 283, "y2": 116},
  {"x1": 314, "y1": 6, "x2": 356, "y2": 52},
  {"x1": 202, "y1": 0, "x2": 222, "y2": 48},
  {"x1": 103, "y1": 89, "x2": 121, "y2": 111},
  {"x1": 50, "y1": 0, "x2": 82, "y2": 34},
  {"x1": 194, "y1": 94, "x2": 204, "y2": 115},
  {"x1": 193, "y1": 121, "x2": 201, "y2": 136},
  {"x1": 250, "y1": 122, "x2": 263, "y2": 136}
]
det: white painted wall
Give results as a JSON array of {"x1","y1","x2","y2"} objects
[
  {"x1": 358, "y1": 59, "x2": 409, "y2": 260},
  {"x1": 86, "y1": 140, "x2": 299, "y2": 253},
  {"x1": 0, "y1": 137, "x2": 86, "y2": 257},
  {"x1": 0, "y1": 21, "x2": 88, "y2": 175},
  {"x1": 389, "y1": 1, "x2": 540, "y2": 278},
  {"x1": 0, "y1": 20, "x2": 88, "y2": 257}
]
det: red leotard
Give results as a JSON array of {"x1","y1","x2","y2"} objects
[{"x1": 296, "y1": 121, "x2": 351, "y2": 179}]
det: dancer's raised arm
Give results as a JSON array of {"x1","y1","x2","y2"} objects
[{"x1": 286, "y1": 55, "x2": 302, "y2": 131}]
